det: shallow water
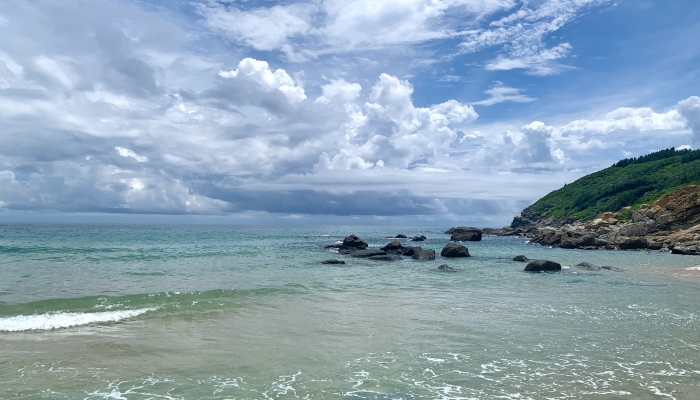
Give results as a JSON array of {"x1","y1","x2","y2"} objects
[{"x1": 1, "y1": 224, "x2": 699, "y2": 399}]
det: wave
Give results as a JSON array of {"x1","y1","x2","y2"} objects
[{"x1": 0, "y1": 308, "x2": 155, "y2": 332}]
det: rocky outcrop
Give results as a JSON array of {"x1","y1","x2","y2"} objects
[
  {"x1": 524, "y1": 260, "x2": 561, "y2": 272},
  {"x1": 487, "y1": 186, "x2": 700, "y2": 254},
  {"x1": 380, "y1": 240, "x2": 403, "y2": 252},
  {"x1": 446, "y1": 227, "x2": 483, "y2": 242},
  {"x1": 440, "y1": 243, "x2": 470, "y2": 258}
]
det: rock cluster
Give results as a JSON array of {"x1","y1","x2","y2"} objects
[{"x1": 486, "y1": 185, "x2": 700, "y2": 254}]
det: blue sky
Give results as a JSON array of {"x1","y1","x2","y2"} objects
[{"x1": 0, "y1": 0, "x2": 699, "y2": 226}]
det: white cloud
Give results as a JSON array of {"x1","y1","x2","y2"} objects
[
  {"x1": 315, "y1": 78, "x2": 362, "y2": 105},
  {"x1": 115, "y1": 147, "x2": 148, "y2": 163},
  {"x1": 677, "y1": 96, "x2": 700, "y2": 145},
  {"x1": 471, "y1": 82, "x2": 536, "y2": 106},
  {"x1": 461, "y1": 0, "x2": 611, "y2": 75},
  {"x1": 219, "y1": 58, "x2": 306, "y2": 104},
  {"x1": 560, "y1": 107, "x2": 686, "y2": 135}
]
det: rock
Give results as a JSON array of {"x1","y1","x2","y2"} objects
[
  {"x1": 395, "y1": 234, "x2": 408, "y2": 238},
  {"x1": 324, "y1": 243, "x2": 343, "y2": 249},
  {"x1": 368, "y1": 254, "x2": 401, "y2": 261},
  {"x1": 524, "y1": 260, "x2": 562, "y2": 272},
  {"x1": 321, "y1": 259, "x2": 346, "y2": 264},
  {"x1": 671, "y1": 246, "x2": 700, "y2": 255},
  {"x1": 600, "y1": 265, "x2": 624, "y2": 272},
  {"x1": 380, "y1": 240, "x2": 403, "y2": 252},
  {"x1": 619, "y1": 237, "x2": 648, "y2": 250},
  {"x1": 410, "y1": 235, "x2": 427, "y2": 242},
  {"x1": 412, "y1": 249, "x2": 436, "y2": 261},
  {"x1": 401, "y1": 246, "x2": 421, "y2": 256},
  {"x1": 440, "y1": 243, "x2": 470, "y2": 258},
  {"x1": 343, "y1": 235, "x2": 368, "y2": 249},
  {"x1": 448, "y1": 227, "x2": 483, "y2": 242},
  {"x1": 350, "y1": 250, "x2": 387, "y2": 258},
  {"x1": 437, "y1": 264, "x2": 456, "y2": 272},
  {"x1": 444, "y1": 227, "x2": 456, "y2": 234},
  {"x1": 648, "y1": 242, "x2": 663, "y2": 251},
  {"x1": 451, "y1": 231, "x2": 483, "y2": 242},
  {"x1": 575, "y1": 262, "x2": 601, "y2": 271},
  {"x1": 513, "y1": 255, "x2": 529, "y2": 262}
]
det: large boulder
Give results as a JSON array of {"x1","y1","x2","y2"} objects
[
  {"x1": 451, "y1": 231, "x2": 482, "y2": 242},
  {"x1": 412, "y1": 249, "x2": 436, "y2": 261},
  {"x1": 380, "y1": 240, "x2": 403, "y2": 252},
  {"x1": 343, "y1": 235, "x2": 368, "y2": 249},
  {"x1": 440, "y1": 243, "x2": 470, "y2": 258},
  {"x1": 444, "y1": 227, "x2": 456, "y2": 234},
  {"x1": 524, "y1": 260, "x2": 562, "y2": 272},
  {"x1": 671, "y1": 246, "x2": 700, "y2": 255},
  {"x1": 619, "y1": 237, "x2": 648, "y2": 250},
  {"x1": 401, "y1": 246, "x2": 422, "y2": 256}
]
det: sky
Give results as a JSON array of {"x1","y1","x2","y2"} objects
[{"x1": 0, "y1": 0, "x2": 699, "y2": 226}]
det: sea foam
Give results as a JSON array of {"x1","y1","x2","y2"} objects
[{"x1": 0, "y1": 308, "x2": 155, "y2": 332}]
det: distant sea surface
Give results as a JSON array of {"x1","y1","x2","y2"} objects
[{"x1": 1, "y1": 223, "x2": 700, "y2": 399}]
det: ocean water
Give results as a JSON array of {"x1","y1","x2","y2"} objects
[{"x1": 1, "y1": 224, "x2": 700, "y2": 399}]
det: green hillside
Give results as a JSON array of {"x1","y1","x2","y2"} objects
[{"x1": 519, "y1": 148, "x2": 700, "y2": 224}]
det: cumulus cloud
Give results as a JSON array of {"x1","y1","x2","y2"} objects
[
  {"x1": 560, "y1": 107, "x2": 686, "y2": 135},
  {"x1": 677, "y1": 96, "x2": 700, "y2": 145},
  {"x1": 219, "y1": 58, "x2": 306, "y2": 104}
]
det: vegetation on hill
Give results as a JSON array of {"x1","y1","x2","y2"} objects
[{"x1": 519, "y1": 147, "x2": 700, "y2": 224}]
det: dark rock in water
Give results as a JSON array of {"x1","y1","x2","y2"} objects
[
  {"x1": 380, "y1": 240, "x2": 403, "y2": 252},
  {"x1": 368, "y1": 254, "x2": 401, "y2": 261},
  {"x1": 343, "y1": 235, "x2": 368, "y2": 249},
  {"x1": 513, "y1": 255, "x2": 529, "y2": 262},
  {"x1": 444, "y1": 227, "x2": 456, "y2": 234},
  {"x1": 524, "y1": 260, "x2": 561, "y2": 272},
  {"x1": 412, "y1": 249, "x2": 436, "y2": 261},
  {"x1": 451, "y1": 232, "x2": 482, "y2": 242},
  {"x1": 324, "y1": 243, "x2": 343, "y2": 249},
  {"x1": 337, "y1": 247, "x2": 354, "y2": 255},
  {"x1": 440, "y1": 243, "x2": 470, "y2": 258},
  {"x1": 350, "y1": 250, "x2": 386, "y2": 258},
  {"x1": 619, "y1": 237, "x2": 648, "y2": 250},
  {"x1": 575, "y1": 262, "x2": 601, "y2": 271},
  {"x1": 601, "y1": 265, "x2": 624, "y2": 272},
  {"x1": 410, "y1": 235, "x2": 427, "y2": 242},
  {"x1": 395, "y1": 234, "x2": 408, "y2": 239},
  {"x1": 671, "y1": 246, "x2": 699, "y2": 255},
  {"x1": 401, "y1": 246, "x2": 421, "y2": 256},
  {"x1": 447, "y1": 227, "x2": 483, "y2": 242},
  {"x1": 321, "y1": 259, "x2": 346, "y2": 265},
  {"x1": 437, "y1": 264, "x2": 456, "y2": 272}
]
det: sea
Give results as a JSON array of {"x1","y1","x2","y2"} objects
[{"x1": 1, "y1": 223, "x2": 700, "y2": 399}]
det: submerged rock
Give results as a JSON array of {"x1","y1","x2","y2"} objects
[
  {"x1": 321, "y1": 259, "x2": 346, "y2": 265},
  {"x1": 368, "y1": 254, "x2": 401, "y2": 261},
  {"x1": 513, "y1": 255, "x2": 529, "y2": 262},
  {"x1": 440, "y1": 243, "x2": 470, "y2": 258},
  {"x1": 395, "y1": 234, "x2": 408, "y2": 239},
  {"x1": 437, "y1": 264, "x2": 456, "y2": 272},
  {"x1": 600, "y1": 265, "x2": 624, "y2": 272},
  {"x1": 350, "y1": 250, "x2": 386, "y2": 258},
  {"x1": 575, "y1": 262, "x2": 601, "y2": 271},
  {"x1": 410, "y1": 235, "x2": 427, "y2": 242},
  {"x1": 524, "y1": 260, "x2": 562, "y2": 272}
]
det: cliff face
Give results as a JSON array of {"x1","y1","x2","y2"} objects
[{"x1": 524, "y1": 186, "x2": 700, "y2": 253}]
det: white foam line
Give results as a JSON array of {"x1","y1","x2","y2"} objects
[{"x1": 0, "y1": 308, "x2": 156, "y2": 332}]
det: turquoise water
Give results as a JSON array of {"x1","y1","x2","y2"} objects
[{"x1": 1, "y1": 224, "x2": 700, "y2": 399}]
